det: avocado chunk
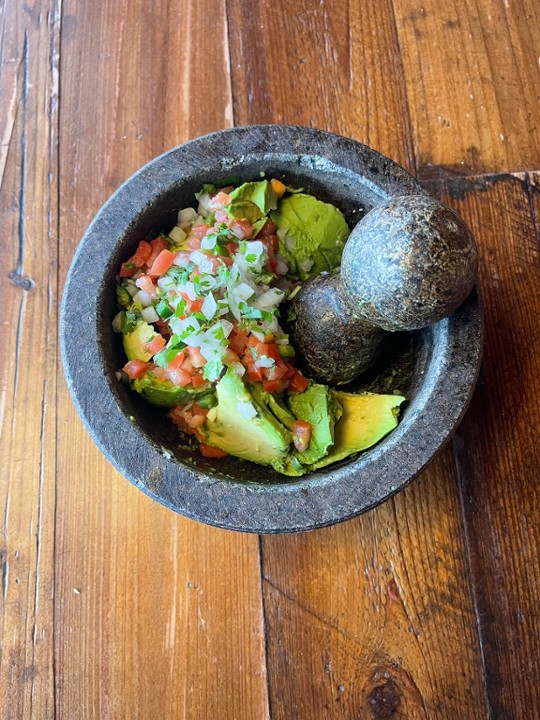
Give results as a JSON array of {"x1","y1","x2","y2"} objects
[
  {"x1": 123, "y1": 320, "x2": 159, "y2": 362},
  {"x1": 312, "y1": 391, "x2": 405, "y2": 469},
  {"x1": 250, "y1": 383, "x2": 297, "y2": 430},
  {"x1": 202, "y1": 367, "x2": 292, "y2": 466},
  {"x1": 270, "y1": 193, "x2": 350, "y2": 280},
  {"x1": 229, "y1": 180, "x2": 278, "y2": 215},
  {"x1": 132, "y1": 372, "x2": 204, "y2": 408},
  {"x1": 287, "y1": 382, "x2": 342, "y2": 465}
]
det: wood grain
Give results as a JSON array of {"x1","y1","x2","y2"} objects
[
  {"x1": 433, "y1": 173, "x2": 540, "y2": 719},
  {"x1": 2, "y1": 0, "x2": 540, "y2": 717},
  {"x1": 393, "y1": 0, "x2": 540, "y2": 174},
  {"x1": 0, "y1": 0, "x2": 60, "y2": 716},
  {"x1": 227, "y1": 0, "x2": 417, "y2": 172},
  {"x1": 58, "y1": 0, "x2": 266, "y2": 718}
]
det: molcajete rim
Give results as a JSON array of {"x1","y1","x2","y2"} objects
[{"x1": 60, "y1": 125, "x2": 483, "y2": 533}]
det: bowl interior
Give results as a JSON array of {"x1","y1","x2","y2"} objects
[{"x1": 62, "y1": 126, "x2": 482, "y2": 531}]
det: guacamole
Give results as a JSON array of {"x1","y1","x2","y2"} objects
[{"x1": 113, "y1": 179, "x2": 405, "y2": 474}]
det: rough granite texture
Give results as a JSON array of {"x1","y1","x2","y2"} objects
[
  {"x1": 341, "y1": 194, "x2": 478, "y2": 331},
  {"x1": 60, "y1": 125, "x2": 483, "y2": 533},
  {"x1": 288, "y1": 270, "x2": 389, "y2": 385}
]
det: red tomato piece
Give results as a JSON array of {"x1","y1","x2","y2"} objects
[
  {"x1": 146, "y1": 237, "x2": 168, "y2": 267},
  {"x1": 208, "y1": 191, "x2": 231, "y2": 210},
  {"x1": 191, "y1": 373, "x2": 207, "y2": 388},
  {"x1": 288, "y1": 370, "x2": 309, "y2": 393},
  {"x1": 199, "y1": 444, "x2": 229, "y2": 459},
  {"x1": 247, "y1": 366, "x2": 263, "y2": 382},
  {"x1": 148, "y1": 249, "x2": 176, "y2": 278},
  {"x1": 293, "y1": 419, "x2": 312, "y2": 452},
  {"x1": 168, "y1": 349, "x2": 187, "y2": 370},
  {"x1": 135, "y1": 273, "x2": 157, "y2": 296},
  {"x1": 229, "y1": 219, "x2": 253, "y2": 240},
  {"x1": 187, "y1": 345, "x2": 206, "y2": 368},
  {"x1": 167, "y1": 368, "x2": 191, "y2": 387},
  {"x1": 122, "y1": 359, "x2": 148, "y2": 379},
  {"x1": 214, "y1": 209, "x2": 230, "y2": 224},
  {"x1": 190, "y1": 224, "x2": 209, "y2": 240},
  {"x1": 257, "y1": 219, "x2": 277, "y2": 237},
  {"x1": 143, "y1": 335, "x2": 166, "y2": 356},
  {"x1": 262, "y1": 378, "x2": 283, "y2": 393}
]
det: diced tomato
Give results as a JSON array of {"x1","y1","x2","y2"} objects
[
  {"x1": 188, "y1": 298, "x2": 203, "y2": 313},
  {"x1": 258, "y1": 219, "x2": 277, "y2": 237},
  {"x1": 225, "y1": 242, "x2": 239, "y2": 255},
  {"x1": 228, "y1": 329, "x2": 248, "y2": 355},
  {"x1": 146, "y1": 237, "x2": 168, "y2": 267},
  {"x1": 168, "y1": 349, "x2": 187, "y2": 370},
  {"x1": 208, "y1": 191, "x2": 231, "y2": 210},
  {"x1": 191, "y1": 403, "x2": 209, "y2": 417},
  {"x1": 219, "y1": 255, "x2": 233, "y2": 267},
  {"x1": 246, "y1": 334, "x2": 259, "y2": 348},
  {"x1": 119, "y1": 240, "x2": 153, "y2": 276},
  {"x1": 187, "y1": 235, "x2": 202, "y2": 250},
  {"x1": 293, "y1": 419, "x2": 312, "y2": 452},
  {"x1": 229, "y1": 219, "x2": 253, "y2": 240},
  {"x1": 148, "y1": 249, "x2": 176, "y2": 278},
  {"x1": 262, "y1": 378, "x2": 284, "y2": 393},
  {"x1": 270, "y1": 178, "x2": 287, "y2": 198},
  {"x1": 199, "y1": 443, "x2": 229, "y2": 459},
  {"x1": 247, "y1": 365, "x2": 263, "y2": 382},
  {"x1": 255, "y1": 342, "x2": 269, "y2": 358},
  {"x1": 144, "y1": 334, "x2": 166, "y2": 356},
  {"x1": 182, "y1": 356, "x2": 194, "y2": 374},
  {"x1": 264, "y1": 360, "x2": 289, "y2": 382},
  {"x1": 190, "y1": 224, "x2": 209, "y2": 240},
  {"x1": 155, "y1": 319, "x2": 171, "y2": 339},
  {"x1": 266, "y1": 343, "x2": 281, "y2": 360},
  {"x1": 191, "y1": 373, "x2": 207, "y2": 388},
  {"x1": 288, "y1": 370, "x2": 309, "y2": 393},
  {"x1": 168, "y1": 368, "x2": 192, "y2": 387},
  {"x1": 122, "y1": 359, "x2": 148, "y2": 379},
  {"x1": 187, "y1": 345, "x2": 206, "y2": 368},
  {"x1": 135, "y1": 273, "x2": 157, "y2": 296}
]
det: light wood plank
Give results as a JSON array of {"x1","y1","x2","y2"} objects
[
  {"x1": 0, "y1": 0, "x2": 61, "y2": 717},
  {"x1": 393, "y1": 0, "x2": 540, "y2": 174},
  {"x1": 227, "y1": 0, "x2": 417, "y2": 172},
  {"x1": 56, "y1": 1, "x2": 268, "y2": 718},
  {"x1": 434, "y1": 172, "x2": 540, "y2": 719}
]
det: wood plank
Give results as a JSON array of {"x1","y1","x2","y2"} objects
[
  {"x1": 56, "y1": 1, "x2": 268, "y2": 718},
  {"x1": 228, "y1": 1, "x2": 490, "y2": 715},
  {"x1": 393, "y1": 0, "x2": 540, "y2": 174},
  {"x1": 0, "y1": 1, "x2": 60, "y2": 717},
  {"x1": 432, "y1": 173, "x2": 540, "y2": 719},
  {"x1": 227, "y1": 0, "x2": 417, "y2": 173},
  {"x1": 261, "y1": 455, "x2": 489, "y2": 719}
]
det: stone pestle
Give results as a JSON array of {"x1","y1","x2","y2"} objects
[{"x1": 286, "y1": 194, "x2": 478, "y2": 385}]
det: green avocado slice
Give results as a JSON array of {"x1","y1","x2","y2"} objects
[
  {"x1": 311, "y1": 391, "x2": 405, "y2": 469},
  {"x1": 122, "y1": 320, "x2": 158, "y2": 362},
  {"x1": 132, "y1": 373, "x2": 204, "y2": 408},
  {"x1": 202, "y1": 367, "x2": 292, "y2": 466},
  {"x1": 270, "y1": 193, "x2": 350, "y2": 280},
  {"x1": 287, "y1": 382, "x2": 342, "y2": 466},
  {"x1": 228, "y1": 180, "x2": 278, "y2": 215}
]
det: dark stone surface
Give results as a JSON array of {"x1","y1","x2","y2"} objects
[
  {"x1": 341, "y1": 194, "x2": 478, "y2": 331},
  {"x1": 60, "y1": 125, "x2": 483, "y2": 533},
  {"x1": 287, "y1": 270, "x2": 389, "y2": 385}
]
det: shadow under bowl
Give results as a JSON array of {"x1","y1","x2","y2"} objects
[{"x1": 60, "y1": 125, "x2": 483, "y2": 533}]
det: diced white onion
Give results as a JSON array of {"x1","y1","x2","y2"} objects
[
  {"x1": 232, "y1": 362, "x2": 245, "y2": 377},
  {"x1": 124, "y1": 281, "x2": 138, "y2": 297},
  {"x1": 168, "y1": 225, "x2": 187, "y2": 245},
  {"x1": 141, "y1": 306, "x2": 159, "y2": 324},
  {"x1": 133, "y1": 290, "x2": 153, "y2": 307},
  {"x1": 220, "y1": 319, "x2": 234, "y2": 337},
  {"x1": 255, "y1": 355, "x2": 274, "y2": 369},
  {"x1": 157, "y1": 276, "x2": 176, "y2": 291},
  {"x1": 173, "y1": 253, "x2": 191, "y2": 268},
  {"x1": 252, "y1": 288, "x2": 284, "y2": 310},
  {"x1": 236, "y1": 282, "x2": 255, "y2": 300},
  {"x1": 300, "y1": 258, "x2": 314, "y2": 273},
  {"x1": 192, "y1": 215, "x2": 206, "y2": 227},
  {"x1": 177, "y1": 207, "x2": 198, "y2": 227},
  {"x1": 201, "y1": 233, "x2": 217, "y2": 250},
  {"x1": 201, "y1": 293, "x2": 217, "y2": 320},
  {"x1": 197, "y1": 193, "x2": 212, "y2": 217},
  {"x1": 276, "y1": 226, "x2": 289, "y2": 238},
  {"x1": 183, "y1": 281, "x2": 197, "y2": 301},
  {"x1": 237, "y1": 401, "x2": 258, "y2": 420}
]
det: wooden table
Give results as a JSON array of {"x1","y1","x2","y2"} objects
[{"x1": 2, "y1": 1, "x2": 540, "y2": 717}]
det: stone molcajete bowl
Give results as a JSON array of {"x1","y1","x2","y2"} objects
[{"x1": 61, "y1": 126, "x2": 483, "y2": 533}]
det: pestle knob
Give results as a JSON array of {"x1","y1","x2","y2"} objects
[{"x1": 287, "y1": 194, "x2": 478, "y2": 385}]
